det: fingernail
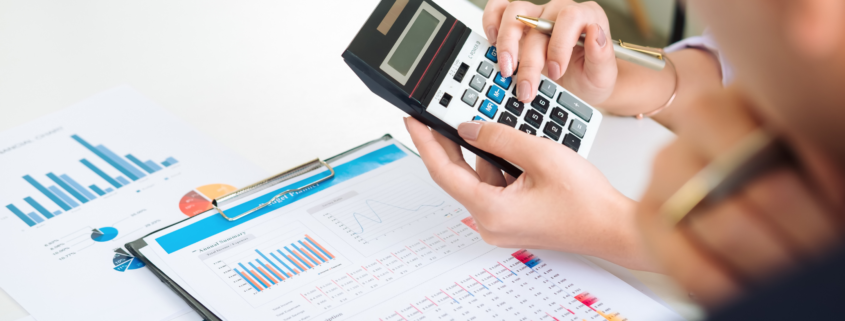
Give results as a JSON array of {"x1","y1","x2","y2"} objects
[
  {"x1": 547, "y1": 61, "x2": 561, "y2": 80},
  {"x1": 486, "y1": 26, "x2": 498, "y2": 45},
  {"x1": 499, "y1": 51, "x2": 513, "y2": 77},
  {"x1": 596, "y1": 24, "x2": 607, "y2": 48},
  {"x1": 517, "y1": 80, "x2": 531, "y2": 102},
  {"x1": 458, "y1": 121, "x2": 482, "y2": 141}
]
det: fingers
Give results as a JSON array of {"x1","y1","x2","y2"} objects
[
  {"x1": 482, "y1": 0, "x2": 509, "y2": 45},
  {"x1": 496, "y1": 2, "x2": 543, "y2": 78},
  {"x1": 686, "y1": 198, "x2": 797, "y2": 283},
  {"x1": 578, "y1": 23, "x2": 617, "y2": 91},
  {"x1": 515, "y1": 30, "x2": 548, "y2": 102},
  {"x1": 476, "y1": 157, "x2": 507, "y2": 187},
  {"x1": 457, "y1": 121, "x2": 565, "y2": 174},
  {"x1": 743, "y1": 169, "x2": 839, "y2": 257},
  {"x1": 405, "y1": 117, "x2": 500, "y2": 208},
  {"x1": 545, "y1": 2, "x2": 611, "y2": 81}
]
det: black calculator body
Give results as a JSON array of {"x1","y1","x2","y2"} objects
[{"x1": 343, "y1": 0, "x2": 602, "y2": 177}]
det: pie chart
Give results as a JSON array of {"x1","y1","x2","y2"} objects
[
  {"x1": 113, "y1": 248, "x2": 145, "y2": 272},
  {"x1": 91, "y1": 227, "x2": 118, "y2": 242},
  {"x1": 179, "y1": 183, "x2": 237, "y2": 217}
]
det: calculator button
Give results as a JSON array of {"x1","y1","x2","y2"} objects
[
  {"x1": 469, "y1": 75, "x2": 486, "y2": 92},
  {"x1": 485, "y1": 46, "x2": 498, "y2": 63},
  {"x1": 493, "y1": 72, "x2": 512, "y2": 90},
  {"x1": 519, "y1": 124, "x2": 537, "y2": 135},
  {"x1": 472, "y1": 115, "x2": 486, "y2": 122},
  {"x1": 454, "y1": 63, "x2": 469, "y2": 82},
  {"x1": 569, "y1": 119, "x2": 587, "y2": 138},
  {"x1": 550, "y1": 107, "x2": 568, "y2": 126},
  {"x1": 524, "y1": 109, "x2": 543, "y2": 128},
  {"x1": 562, "y1": 134, "x2": 581, "y2": 152},
  {"x1": 439, "y1": 93, "x2": 452, "y2": 107},
  {"x1": 504, "y1": 97, "x2": 524, "y2": 116},
  {"x1": 479, "y1": 99, "x2": 498, "y2": 119},
  {"x1": 539, "y1": 80, "x2": 557, "y2": 98},
  {"x1": 498, "y1": 111, "x2": 518, "y2": 127},
  {"x1": 531, "y1": 96, "x2": 549, "y2": 114},
  {"x1": 486, "y1": 85, "x2": 505, "y2": 104},
  {"x1": 557, "y1": 91, "x2": 593, "y2": 122},
  {"x1": 543, "y1": 122, "x2": 563, "y2": 141},
  {"x1": 477, "y1": 61, "x2": 494, "y2": 78},
  {"x1": 462, "y1": 90, "x2": 479, "y2": 107}
]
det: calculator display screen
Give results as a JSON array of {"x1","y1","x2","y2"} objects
[
  {"x1": 387, "y1": 10, "x2": 439, "y2": 75},
  {"x1": 379, "y1": 2, "x2": 445, "y2": 85}
]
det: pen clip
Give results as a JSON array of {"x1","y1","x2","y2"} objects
[{"x1": 618, "y1": 40, "x2": 664, "y2": 60}]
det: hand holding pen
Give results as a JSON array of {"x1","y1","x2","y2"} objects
[{"x1": 482, "y1": 0, "x2": 621, "y2": 105}]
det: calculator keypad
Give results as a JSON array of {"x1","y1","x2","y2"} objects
[
  {"x1": 469, "y1": 75, "x2": 486, "y2": 92},
  {"x1": 477, "y1": 61, "x2": 494, "y2": 78},
  {"x1": 429, "y1": 31, "x2": 602, "y2": 158},
  {"x1": 462, "y1": 90, "x2": 478, "y2": 107}
]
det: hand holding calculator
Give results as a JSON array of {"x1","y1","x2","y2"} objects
[{"x1": 344, "y1": 0, "x2": 602, "y2": 177}]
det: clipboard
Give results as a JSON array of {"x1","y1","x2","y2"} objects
[{"x1": 124, "y1": 134, "x2": 407, "y2": 321}]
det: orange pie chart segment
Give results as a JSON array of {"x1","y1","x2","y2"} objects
[{"x1": 179, "y1": 184, "x2": 237, "y2": 217}]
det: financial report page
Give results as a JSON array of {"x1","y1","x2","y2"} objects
[{"x1": 140, "y1": 138, "x2": 681, "y2": 321}]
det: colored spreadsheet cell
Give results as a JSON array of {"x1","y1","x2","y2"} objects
[{"x1": 511, "y1": 249, "x2": 542, "y2": 268}]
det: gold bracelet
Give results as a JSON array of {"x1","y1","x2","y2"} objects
[{"x1": 636, "y1": 55, "x2": 677, "y2": 120}]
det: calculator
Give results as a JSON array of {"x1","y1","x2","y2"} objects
[{"x1": 343, "y1": 0, "x2": 602, "y2": 177}]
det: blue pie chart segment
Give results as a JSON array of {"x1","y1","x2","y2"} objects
[{"x1": 92, "y1": 227, "x2": 118, "y2": 242}]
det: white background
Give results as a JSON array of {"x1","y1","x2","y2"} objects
[{"x1": 0, "y1": 0, "x2": 701, "y2": 320}]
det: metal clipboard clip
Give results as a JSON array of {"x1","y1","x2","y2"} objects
[{"x1": 211, "y1": 158, "x2": 336, "y2": 221}]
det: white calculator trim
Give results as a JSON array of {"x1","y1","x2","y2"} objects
[
  {"x1": 427, "y1": 31, "x2": 603, "y2": 159},
  {"x1": 379, "y1": 2, "x2": 447, "y2": 85}
]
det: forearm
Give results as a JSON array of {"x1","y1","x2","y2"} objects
[{"x1": 597, "y1": 49, "x2": 723, "y2": 130}]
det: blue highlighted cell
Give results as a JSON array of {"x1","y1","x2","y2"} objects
[
  {"x1": 479, "y1": 100, "x2": 498, "y2": 119},
  {"x1": 53, "y1": 210, "x2": 62, "y2": 216},
  {"x1": 104, "y1": 187, "x2": 114, "y2": 193}
]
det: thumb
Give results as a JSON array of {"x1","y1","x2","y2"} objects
[
  {"x1": 457, "y1": 121, "x2": 557, "y2": 172},
  {"x1": 582, "y1": 23, "x2": 617, "y2": 91}
]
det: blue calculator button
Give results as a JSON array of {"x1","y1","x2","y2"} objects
[
  {"x1": 486, "y1": 85, "x2": 505, "y2": 104},
  {"x1": 479, "y1": 100, "x2": 498, "y2": 119},
  {"x1": 485, "y1": 46, "x2": 498, "y2": 63},
  {"x1": 472, "y1": 115, "x2": 486, "y2": 122},
  {"x1": 493, "y1": 72, "x2": 512, "y2": 90}
]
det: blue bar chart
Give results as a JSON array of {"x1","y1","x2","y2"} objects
[
  {"x1": 5, "y1": 134, "x2": 179, "y2": 227},
  {"x1": 232, "y1": 235, "x2": 336, "y2": 292}
]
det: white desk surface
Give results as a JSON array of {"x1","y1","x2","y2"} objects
[{"x1": 0, "y1": 0, "x2": 702, "y2": 320}]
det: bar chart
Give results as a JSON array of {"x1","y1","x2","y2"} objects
[
  {"x1": 232, "y1": 234, "x2": 336, "y2": 292},
  {"x1": 5, "y1": 134, "x2": 179, "y2": 227}
]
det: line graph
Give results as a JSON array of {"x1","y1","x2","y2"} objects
[
  {"x1": 350, "y1": 199, "x2": 445, "y2": 234},
  {"x1": 312, "y1": 175, "x2": 463, "y2": 255}
]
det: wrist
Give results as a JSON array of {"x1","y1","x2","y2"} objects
[{"x1": 588, "y1": 192, "x2": 658, "y2": 271}]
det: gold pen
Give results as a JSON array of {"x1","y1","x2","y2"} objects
[{"x1": 516, "y1": 15, "x2": 666, "y2": 71}]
